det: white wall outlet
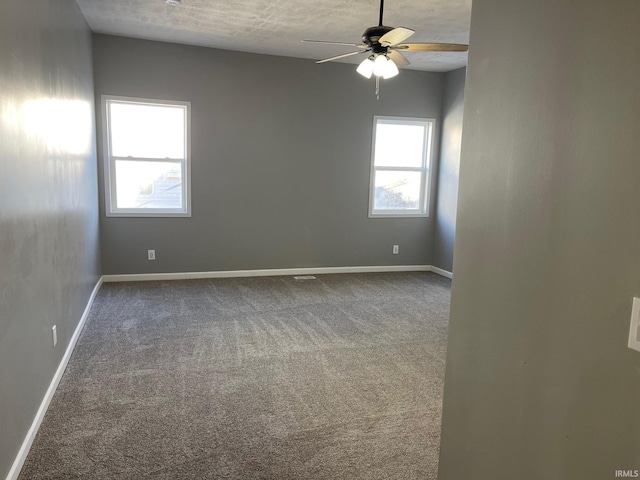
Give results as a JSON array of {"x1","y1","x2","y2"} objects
[
  {"x1": 392, "y1": 245, "x2": 399, "y2": 255},
  {"x1": 629, "y1": 297, "x2": 640, "y2": 352},
  {"x1": 52, "y1": 325, "x2": 57, "y2": 347},
  {"x1": 148, "y1": 249, "x2": 156, "y2": 261}
]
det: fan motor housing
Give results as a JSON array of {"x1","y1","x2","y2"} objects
[{"x1": 362, "y1": 25, "x2": 395, "y2": 47}]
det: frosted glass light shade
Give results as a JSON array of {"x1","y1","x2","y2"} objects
[
  {"x1": 373, "y1": 55, "x2": 388, "y2": 77},
  {"x1": 382, "y1": 58, "x2": 399, "y2": 79},
  {"x1": 356, "y1": 58, "x2": 375, "y2": 78}
]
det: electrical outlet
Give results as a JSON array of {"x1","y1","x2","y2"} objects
[
  {"x1": 148, "y1": 249, "x2": 156, "y2": 261},
  {"x1": 52, "y1": 325, "x2": 57, "y2": 347},
  {"x1": 392, "y1": 245, "x2": 399, "y2": 255}
]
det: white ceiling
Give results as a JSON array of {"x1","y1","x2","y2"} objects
[{"x1": 76, "y1": 0, "x2": 472, "y2": 72}]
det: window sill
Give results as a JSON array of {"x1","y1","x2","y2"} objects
[
  {"x1": 368, "y1": 212, "x2": 429, "y2": 218},
  {"x1": 106, "y1": 211, "x2": 192, "y2": 218}
]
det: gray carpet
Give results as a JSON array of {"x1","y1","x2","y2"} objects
[{"x1": 19, "y1": 272, "x2": 451, "y2": 479}]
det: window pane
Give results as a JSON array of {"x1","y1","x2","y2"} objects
[
  {"x1": 374, "y1": 122, "x2": 426, "y2": 168},
  {"x1": 374, "y1": 170, "x2": 422, "y2": 210},
  {"x1": 110, "y1": 102, "x2": 185, "y2": 159},
  {"x1": 115, "y1": 160, "x2": 183, "y2": 209}
]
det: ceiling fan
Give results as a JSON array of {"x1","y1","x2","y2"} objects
[{"x1": 304, "y1": 0, "x2": 468, "y2": 88}]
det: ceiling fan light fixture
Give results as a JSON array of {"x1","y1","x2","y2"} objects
[
  {"x1": 356, "y1": 57, "x2": 375, "y2": 79},
  {"x1": 305, "y1": 0, "x2": 468, "y2": 95}
]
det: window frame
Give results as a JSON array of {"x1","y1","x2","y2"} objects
[
  {"x1": 368, "y1": 115, "x2": 434, "y2": 218},
  {"x1": 102, "y1": 95, "x2": 192, "y2": 218}
]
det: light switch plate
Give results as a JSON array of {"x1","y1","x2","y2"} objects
[{"x1": 628, "y1": 297, "x2": 640, "y2": 352}]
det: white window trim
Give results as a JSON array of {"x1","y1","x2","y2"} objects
[
  {"x1": 102, "y1": 95, "x2": 192, "y2": 217},
  {"x1": 368, "y1": 115, "x2": 434, "y2": 218}
]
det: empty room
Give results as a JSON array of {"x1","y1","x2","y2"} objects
[{"x1": 2, "y1": 1, "x2": 640, "y2": 480}]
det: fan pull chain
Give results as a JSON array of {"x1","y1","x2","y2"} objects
[{"x1": 375, "y1": 76, "x2": 380, "y2": 100}]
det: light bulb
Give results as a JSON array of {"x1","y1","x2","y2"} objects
[
  {"x1": 356, "y1": 58, "x2": 374, "y2": 79},
  {"x1": 373, "y1": 55, "x2": 388, "y2": 77}
]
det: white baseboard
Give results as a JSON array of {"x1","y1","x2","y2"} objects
[
  {"x1": 102, "y1": 265, "x2": 435, "y2": 282},
  {"x1": 6, "y1": 277, "x2": 103, "y2": 480},
  {"x1": 430, "y1": 266, "x2": 453, "y2": 279}
]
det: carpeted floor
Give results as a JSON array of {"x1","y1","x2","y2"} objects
[{"x1": 19, "y1": 272, "x2": 451, "y2": 479}]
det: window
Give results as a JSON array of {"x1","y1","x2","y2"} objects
[
  {"x1": 102, "y1": 96, "x2": 191, "y2": 217},
  {"x1": 369, "y1": 116, "x2": 434, "y2": 217}
]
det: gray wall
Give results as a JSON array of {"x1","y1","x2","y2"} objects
[
  {"x1": 0, "y1": 1, "x2": 100, "y2": 477},
  {"x1": 92, "y1": 35, "x2": 444, "y2": 275},
  {"x1": 433, "y1": 67, "x2": 465, "y2": 273},
  {"x1": 439, "y1": 1, "x2": 640, "y2": 479}
]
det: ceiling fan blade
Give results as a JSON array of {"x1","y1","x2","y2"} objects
[
  {"x1": 395, "y1": 43, "x2": 469, "y2": 52},
  {"x1": 387, "y1": 50, "x2": 410, "y2": 68},
  {"x1": 379, "y1": 27, "x2": 415, "y2": 47},
  {"x1": 316, "y1": 50, "x2": 367, "y2": 64},
  {"x1": 303, "y1": 40, "x2": 367, "y2": 48}
]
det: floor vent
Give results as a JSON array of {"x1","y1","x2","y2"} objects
[{"x1": 293, "y1": 275, "x2": 316, "y2": 280}]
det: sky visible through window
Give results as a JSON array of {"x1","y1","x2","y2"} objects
[
  {"x1": 109, "y1": 101, "x2": 186, "y2": 210},
  {"x1": 373, "y1": 121, "x2": 427, "y2": 211}
]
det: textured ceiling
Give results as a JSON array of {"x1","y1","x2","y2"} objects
[{"x1": 76, "y1": 0, "x2": 472, "y2": 72}]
